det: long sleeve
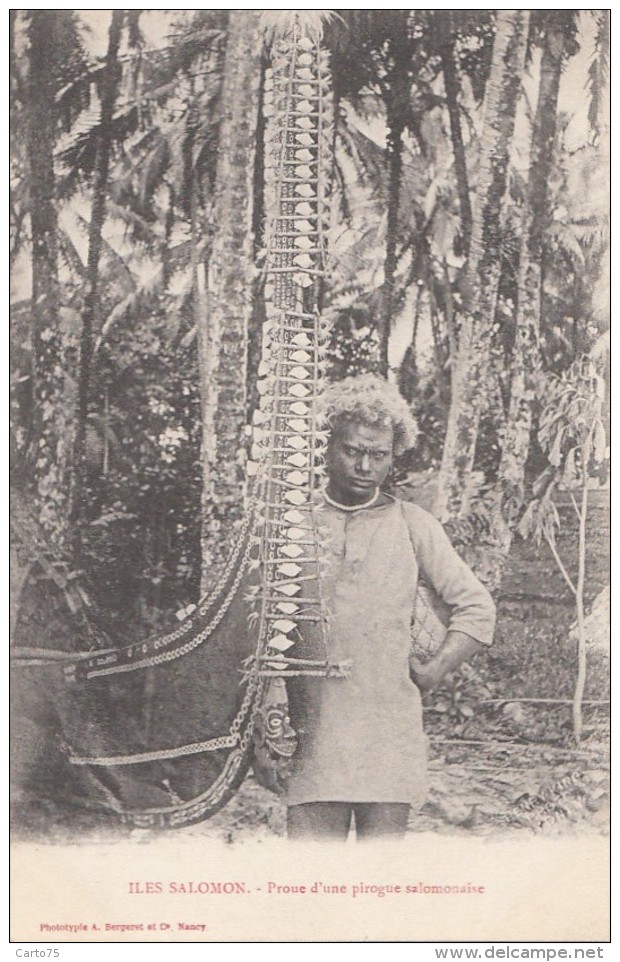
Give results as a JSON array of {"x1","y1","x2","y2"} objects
[{"x1": 402, "y1": 501, "x2": 496, "y2": 646}]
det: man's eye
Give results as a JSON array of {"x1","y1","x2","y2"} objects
[{"x1": 342, "y1": 445, "x2": 387, "y2": 460}]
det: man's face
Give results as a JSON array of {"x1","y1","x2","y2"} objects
[{"x1": 325, "y1": 418, "x2": 394, "y2": 505}]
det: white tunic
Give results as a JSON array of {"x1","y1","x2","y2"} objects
[{"x1": 284, "y1": 497, "x2": 495, "y2": 807}]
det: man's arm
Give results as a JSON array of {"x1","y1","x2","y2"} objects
[
  {"x1": 403, "y1": 502, "x2": 496, "y2": 690},
  {"x1": 410, "y1": 630, "x2": 482, "y2": 692}
]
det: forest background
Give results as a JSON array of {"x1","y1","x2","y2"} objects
[{"x1": 9, "y1": 8, "x2": 610, "y2": 839}]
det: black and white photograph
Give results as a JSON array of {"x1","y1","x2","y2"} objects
[{"x1": 10, "y1": 6, "x2": 610, "y2": 945}]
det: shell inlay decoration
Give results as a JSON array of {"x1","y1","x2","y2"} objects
[{"x1": 25, "y1": 17, "x2": 340, "y2": 829}]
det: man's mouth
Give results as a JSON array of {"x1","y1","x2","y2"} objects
[{"x1": 349, "y1": 478, "x2": 374, "y2": 488}]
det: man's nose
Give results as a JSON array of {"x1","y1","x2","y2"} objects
[{"x1": 358, "y1": 452, "x2": 371, "y2": 472}]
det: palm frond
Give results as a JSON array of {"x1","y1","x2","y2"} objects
[{"x1": 94, "y1": 263, "x2": 165, "y2": 354}]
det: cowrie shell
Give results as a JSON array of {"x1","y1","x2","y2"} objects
[
  {"x1": 286, "y1": 452, "x2": 309, "y2": 468},
  {"x1": 294, "y1": 164, "x2": 314, "y2": 179},
  {"x1": 279, "y1": 544, "x2": 303, "y2": 558},
  {"x1": 275, "y1": 583, "x2": 301, "y2": 596},
  {"x1": 295, "y1": 184, "x2": 316, "y2": 200},
  {"x1": 286, "y1": 417, "x2": 308, "y2": 431},
  {"x1": 293, "y1": 219, "x2": 315, "y2": 234},
  {"x1": 285, "y1": 471, "x2": 307, "y2": 486},
  {"x1": 284, "y1": 490, "x2": 308, "y2": 505},
  {"x1": 294, "y1": 149, "x2": 315, "y2": 163},
  {"x1": 287, "y1": 437, "x2": 308, "y2": 452},
  {"x1": 289, "y1": 365, "x2": 311, "y2": 379},
  {"x1": 286, "y1": 527, "x2": 307, "y2": 541},
  {"x1": 295, "y1": 132, "x2": 316, "y2": 147},
  {"x1": 269, "y1": 635, "x2": 294, "y2": 652},
  {"x1": 288, "y1": 382, "x2": 311, "y2": 397},
  {"x1": 283, "y1": 509, "x2": 305, "y2": 524}
]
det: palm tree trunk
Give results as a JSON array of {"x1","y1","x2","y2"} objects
[
  {"x1": 246, "y1": 54, "x2": 268, "y2": 422},
  {"x1": 162, "y1": 184, "x2": 175, "y2": 289},
  {"x1": 379, "y1": 84, "x2": 406, "y2": 377},
  {"x1": 26, "y1": 11, "x2": 69, "y2": 552},
  {"x1": 433, "y1": 10, "x2": 529, "y2": 523},
  {"x1": 198, "y1": 11, "x2": 261, "y2": 589},
  {"x1": 572, "y1": 475, "x2": 588, "y2": 742},
  {"x1": 73, "y1": 11, "x2": 124, "y2": 521},
  {"x1": 439, "y1": 12, "x2": 472, "y2": 254},
  {"x1": 478, "y1": 18, "x2": 568, "y2": 591},
  {"x1": 498, "y1": 18, "x2": 566, "y2": 500}
]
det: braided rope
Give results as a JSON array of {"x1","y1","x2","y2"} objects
[{"x1": 61, "y1": 477, "x2": 263, "y2": 681}]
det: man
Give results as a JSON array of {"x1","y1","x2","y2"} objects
[{"x1": 283, "y1": 373, "x2": 496, "y2": 841}]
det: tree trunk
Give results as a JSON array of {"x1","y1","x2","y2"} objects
[
  {"x1": 433, "y1": 10, "x2": 529, "y2": 523},
  {"x1": 26, "y1": 12, "x2": 69, "y2": 552},
  {"x1": 572, "y1": 477, "x2": 588, "y2": 742},
  {"x1": 497, "y1": 19, "x2": 566, "y2": 505},
  {"x1": 162, "y1": 185, "x2": 175, "y2": 289},
  {"x1": 379, "y1": 83, "x2": 406, "y2": 377},
  {"x1": 397, "y1": 285, "x2": 423, "y2": 404},
  {"x1": 477, "y1": 18, "x2": 568, "y2": 591},
  {"x1": 246, "y1": 55, "x2": 268, "y2": 425},
  {"x1": 198, "y1": 11, "x2": 261, "y2": 590},
  {"x1": 73, "y1": 11, "x2": 124, "y2": 523},
  {"x1": 439, "y1": 12, "x2": 472, "y2": 254}
]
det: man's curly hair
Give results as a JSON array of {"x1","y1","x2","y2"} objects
[{"x1": 319, "y1": 373, "x2": 418, "y2": 456}]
